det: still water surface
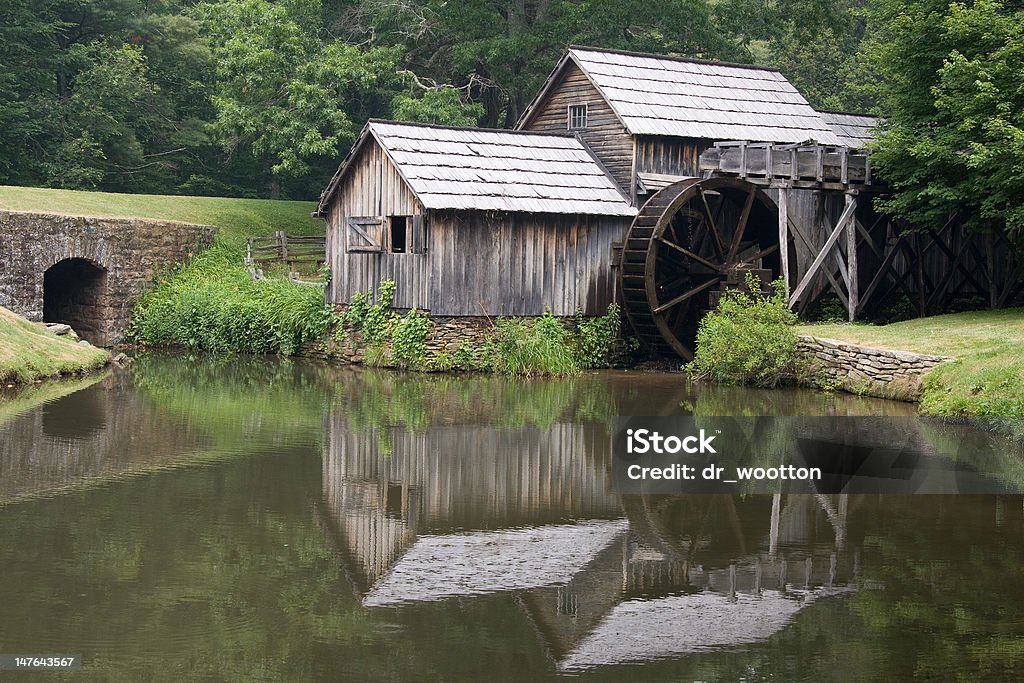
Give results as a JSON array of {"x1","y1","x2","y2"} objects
[{"x1": 1, "y1": 355, "x2": 1022, "y2": 681}]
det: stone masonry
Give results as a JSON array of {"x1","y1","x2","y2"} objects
[
  {"x1": 797, "y1": 335, "x2": 954, "y2": 401},
  {"x1": 0, "y1": 211, "x2": 215, "y2": 346}
]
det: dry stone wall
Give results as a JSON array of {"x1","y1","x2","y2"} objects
[
  {"x1": 314, "y1": 314, "x2": 584, "y2": 366},
  {"x1": 0, "y1": 211, "x2": 215, "y2": 346},
  {"x1": 797, "y1": 335, "x2": 953, "y2": 401}
]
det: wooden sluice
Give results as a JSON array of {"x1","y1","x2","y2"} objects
[{"x1": 700, "y1": 141, "x2": 1022, "y2": 323}]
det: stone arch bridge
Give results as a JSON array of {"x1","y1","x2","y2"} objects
[{"x1": 0, "y1": 211, "x2": 214, "y2": 346}]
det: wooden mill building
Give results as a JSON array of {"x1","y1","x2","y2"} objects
[
  {"x1": 320, "y1": 46, "x2": 1015, "y2": 357},
  {"x1": 317, "y1": 120, "x2": 635, "y2": 316},
  {"x1": 319, "y1": 48, "x2": 842, "y2": 317}
]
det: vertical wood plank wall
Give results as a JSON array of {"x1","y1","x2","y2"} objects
[
  {"x1": 520, "y1": 62, "x2": 634, "y2": 191},
  {"x1": 325, "y1": 138, "x2": 631, "y2": 316},
  {"x1": 325, "y1": 141, "x2": 428, "y2": 309},
  {"x1": 425, "y1": 211, "x2": 628, "y2": 316},
  {"x1": 634, "y1": 135, "x2": 712, "y2": 179}
]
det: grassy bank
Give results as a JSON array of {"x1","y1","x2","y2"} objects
[
  {"x1": 0, "y1": 306, "x2": 109, "y2": 383},
  {"x1": 798, "y1": 309, "x2": 1024, "y2": 416},
  {"x1": 0, "y1": 185, "x2": 320, "y2": 247}
]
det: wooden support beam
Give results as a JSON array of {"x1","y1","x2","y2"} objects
[
  {"x1": 855, "y1": 215, "x2": 885, "y2": 260},
  {"x1": 788, "y1": 211, "x2": 848, "y2": 312},
  {"x1": 997, "y1": 260, "x2": 1024, "y2": 308},
  {"x1": 914, "y1": 235, "x2": 927, "y2": 316},
  {"x1": 857, "y1": 233, "x2": 907, "y2": 314},
  {"x1": 985, "y1": 233, "x2": 998, "y2": 308},
  {"x1": 778, "y1": 187, "x2": 790, "y2": 295},
  {"x1": 927, "y1": 228, "x2": 989, "y2": 296},
  {"x1": 846, "y1": 193, "x2": 859, "y2": 321},
  {"x1": 789, "y1": 197, "x2": 857, "y2": 307}
]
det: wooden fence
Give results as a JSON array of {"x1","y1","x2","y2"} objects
[{"x1": 246, "y1": 231, "x2": 325, "y2": 279}]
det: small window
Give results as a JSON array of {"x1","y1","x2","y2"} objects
[
  {"x1": 390, "y1": 216, "x2": 408, "y2": 253},
  {"x1": 568, "y1": 103, "x2": 588, "y2": 130},
  {"x1": 387, "y1": 215, "x2": 427, "y2": 254}
]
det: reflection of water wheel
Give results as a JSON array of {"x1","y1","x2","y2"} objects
[{"x1": 619, "y1": 177, "x2": 790, "y2": 360}]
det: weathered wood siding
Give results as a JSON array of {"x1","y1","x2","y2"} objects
[
  {"x1": 521, "y1": 62, "x2": 634, "y2": 192},
  {"x1": 424, "y1": 211, "x2": 628, "y2": 316},
  {"x1": 635, "y1": 135, "x2": 713, "y2": 179},
  {"x1": 324, "y1": 139, "x2": 428, "y2": 308}
]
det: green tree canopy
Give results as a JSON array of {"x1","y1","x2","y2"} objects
[{"x1": 863, "y1": 0, "x2": 1024, "y2": 240}]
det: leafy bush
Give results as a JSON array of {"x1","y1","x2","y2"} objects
[
  {"x1": 128, "y1": 246, "x2": 333, "y2": 355},
  {"x1": 342, "y1": 279, "x2": 396, "y2": 345},
  {"x1": 334, "y1": 280, "x2": 623, "y2": 375},
  {"x1": 574, "y1": 303, "x2": 622, "y2": 368},
  {"x1": 690, "y1": 275, "x2": 800, "y2": 388},
  {"x1": 391, "y1": 308, "x2": 432, "y2": 369}
]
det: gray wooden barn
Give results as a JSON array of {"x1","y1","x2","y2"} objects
[{"x1": 317, "y1": 120, "x2": 635, "y2": 316}]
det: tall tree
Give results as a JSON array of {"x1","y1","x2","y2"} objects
[
  {"x1": 340, "y1": 0, "x2": 739, "y2": 128},
  {"x1": 195, "y1": 0, "x2": 399, "y2": 197},
  {"x1": 714, "y1": 0, "x2": 869, "y2": 111},
  {"x1": 862, "y1": 0, "x2": 1024, "y2": 240}
]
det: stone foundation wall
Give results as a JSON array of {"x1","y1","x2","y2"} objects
[
  {"x1": 0, "y1": 211, "x2": 215, "y2": 346},
  {"x1": 316, "y1": 313, "x2": 586, "y2": 366},
  {"x1": 797, "y1": 335, "x2": 953, "y2": 401}
]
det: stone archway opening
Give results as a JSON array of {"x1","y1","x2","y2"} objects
[{"x1": 43, "y1": 258, "x2": 109, "y2": 345}]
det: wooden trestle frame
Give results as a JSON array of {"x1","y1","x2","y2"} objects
[{"x1": 702, "y1": 141, "x2": 1022, "y2": 322}]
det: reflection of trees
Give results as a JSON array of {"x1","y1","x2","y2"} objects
[
  {"x1": 130, "y1": 352, "x2": 335, "y2": 451},
  {"x1": 850, "y1": 495, "x2": 1024, "y2": 680},
  {"x1": 685, "y1": 384, "x2": 919, "y2": 418},
  {"x1": 330, "y1": 368, "x2": 621, "y2": 433}
]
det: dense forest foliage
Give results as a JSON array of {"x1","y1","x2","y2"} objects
[{"x1": 0, "y1": 0, "x2": 1021, "y2": 240}]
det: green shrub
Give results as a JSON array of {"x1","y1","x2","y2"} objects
[
  {"x1": 128, "y1": 246, "x2": 333, "y2": 355},
  {"x1": 342, "y1": 279, "x2": 396, "y2": 345},
  {"x1": 690, "y1": 275, "x2": 800, "y2": 388},
  {"x1": 391, "y1": 308, "x2": 432, "y2": 369},
  {"x1": 574, "y1": 303, "x2": 622, "y2": 368}
]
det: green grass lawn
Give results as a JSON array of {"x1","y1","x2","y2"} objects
[
  {"x1": 0, "y1": 185, "x2": 321, "y2": 246},
  {"x1": 798, "y1": 309, "x2": 1024, "y2": 416},
  {"x1": 0, "y1": 305, "x2": 110, "y2": 384}
]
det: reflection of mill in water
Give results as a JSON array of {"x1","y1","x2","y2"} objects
[{"x1": 320, "y1": 413, "x2": 859, "y2": 670}]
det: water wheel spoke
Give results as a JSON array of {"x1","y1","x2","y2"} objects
[
  {"x1": 726, "y1": 188, "x2": 756, "y2": 263},
  {"x1": 620, "y1": 177, "x2": 778, "y2": 362},
  {"x1": 699, "y1": 188, "x2": 727, "y2": 259},
  {"x1": 656, "y1": 236, "x2": 722, "y2": 273},
  {"x1": 654, "y1": 276, "x2": 723, "y2": 314},
  {"x1": 656, "y1": 252, "x2": 717, "y2": 277}
]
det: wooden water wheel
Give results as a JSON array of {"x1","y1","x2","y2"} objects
[{"x1": 619, "y1": 177, "x2": 790, "y2": 360}]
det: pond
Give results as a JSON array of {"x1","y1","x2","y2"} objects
[{"x1": 0, "y1": 355, "x2": 1022, "y2": 681}]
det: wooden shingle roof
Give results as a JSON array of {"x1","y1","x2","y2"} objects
[
  {"x1": 818, "y1": 111, "x2": 878, "y2": 149},
  {"x1": 319, "y1": 120, "x2": 636, "y2": 217},
  {"x1": 523, "y1": 47, "x2": 843, "y2": 145}
]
